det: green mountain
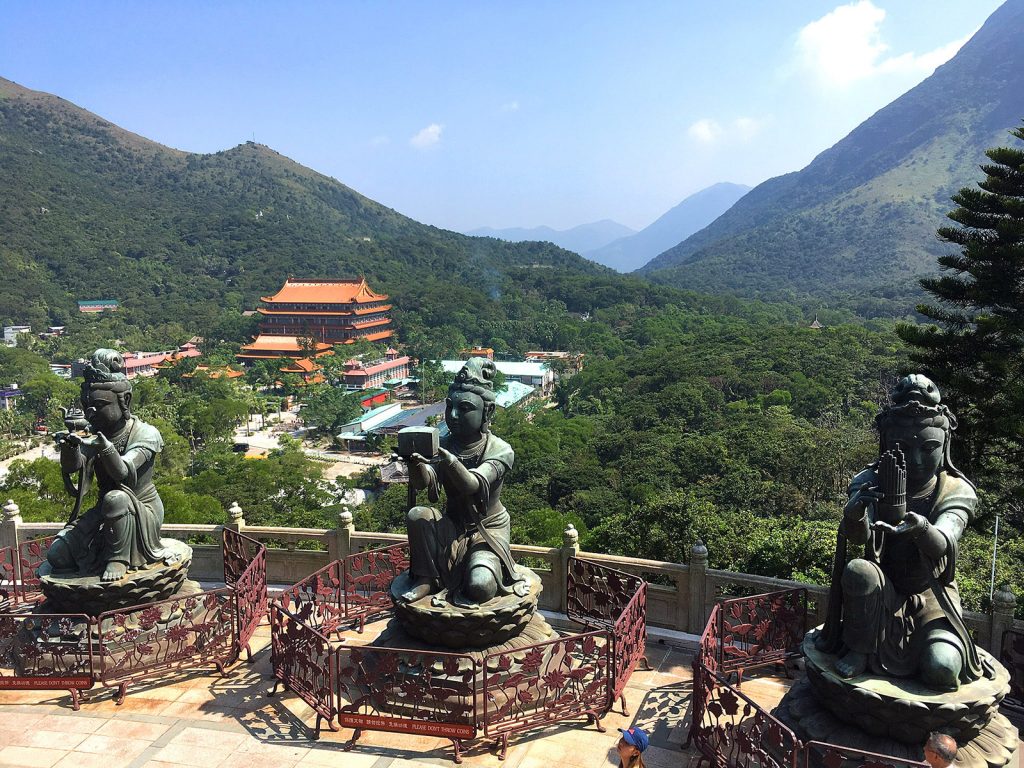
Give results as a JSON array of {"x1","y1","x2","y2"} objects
[
  {"x1": 0, "y1": 76, "x2": 605, "y2": 331},
  {"x1": 641, "y1": 0, "x2": 1024, "y2": 315}
]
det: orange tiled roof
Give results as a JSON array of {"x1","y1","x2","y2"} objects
[
  {"x1": 257, "y1": 308, "x2": 354, "y2": 317},
  {"x1": 239, "y1": 335, "x2": 332, "y2": 353},
  {"x1": 350, "y1": 318, "x2": 392, "y2": 330},
  {"x1": 358, "y1": 330, "x2": 394, "y2": 343},
  {"x1": 353, "y1": 304, "x2": 392, "y2": 315},
  {"x1": 280, "y1": 357, "x2": 322, "y2": 374},
  {"x1": 260, "y1": 277, "x2": 388, "y2": 305}
]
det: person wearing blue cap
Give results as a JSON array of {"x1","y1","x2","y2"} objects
[{"x1": 616, "y1": 726, "x2": 649, "y2": 768}]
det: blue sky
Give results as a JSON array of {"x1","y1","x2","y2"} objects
[{"x1": 0, "y1": 1, "x2": 1003, "y2": 232}]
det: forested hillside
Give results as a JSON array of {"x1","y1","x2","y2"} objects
[
  {"x1": 643, "y1": 0, "x2": 1024, "y2": 315},
  {"x1": 0, "y1": 76, "x2": 604, "y2": 335}
]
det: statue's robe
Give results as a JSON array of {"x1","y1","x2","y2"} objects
[
  {"x1": 407, "y1": 433, "x2": 520, "y2": 595},
  {"x1": 820, "y1": 467, "x2": 990, "y2": 683},
  {"x1": 55, "y1": 418, "x2": 167, "y2": 574}
]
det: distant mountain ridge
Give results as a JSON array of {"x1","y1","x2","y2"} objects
[
  {"x1": 467, "y1": 219, "x2": 636, "y2": 255},
  {"x1": 0, "y1": 76, "x2": 606, "y2": 330},
  {"x1": 642, "y1": 0, "x2": 1024, "y2": 314},
  {"x1": 585, "y1": 182, "x2": 750, "y2": 272}
]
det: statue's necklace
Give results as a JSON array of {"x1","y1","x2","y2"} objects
[
  {"x1": 454, "y1": 435, "x2": 489, "y2": 466},
  {"x1": 108, "y1": 419, "x2": 134, "y2": 453}
]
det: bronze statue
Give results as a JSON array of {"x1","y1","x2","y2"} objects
[
  {"x1": 47, "y1": 349, "x2": 170, "y2": 581},
  {"x1": 818, "y1": 374, "x2": 993, "y2": 691},
  {"x1": 400, "y1": 358, "x2": 525, "y2": 608}
]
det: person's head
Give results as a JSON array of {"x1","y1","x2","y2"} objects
[
  {"x1": 445, "y1": 358, "x2": 497, "y2": 442},
  {"x1": 923, "y1": 732, "x2": 957, "y2": 768},
  {"x1": 876, "y1": 374, "x2": 969, "y2": 491},
  {"x1": 616, "y1": 726, "x2": 649, "y2": 767},
  {"x1": 81, "y1": 349, "x2": 132, "y2": 433}
]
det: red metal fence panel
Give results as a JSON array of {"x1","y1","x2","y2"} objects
[
  {"x1": 717, "y1": 588, "x2": 807, "y2": 680},
  {"x1": 15, "y1": 535, "x2": 56, "y2": 606},
  {"x1": 691, "y1": 662, "x2": 800, "y2": 768},
  {"x1": 566, "y1": 556, "x2": 644, "y2": 631},
  {"x1": 1001, "y1": 628, "x2": 1024, "y2": 714},
  {"x1": 269, "y1": 602, "x2": 337, "y2": 735},
  {"x1": 335, "y1": 646, "x2": 478, "y2": 742},
  {"x1": 0, "y1": 546, "x2": 15, "y2": 610},
  {"x1": 222, "y1": 529, "x2": 267, "y2": 657},
  {"x1": 279, "y1": 561, "x2": 345, "y2": 635},
  {"x1": 612, "y1": 580, "x2": 647, "y2": 712},
  {"x1": 95, "y1": 589, "x2": 237, "y2": 702},
  {"x1": 0, "y1": 612, "x2": 94, "y2": 709},
  {"x1": 342, "y1": 543, "x2": 409, "y2": 632},
  {"x1": 483, "y1": 629, "x2": 612, "y2": 756},
  {"x1": 803, "y1": 742, "x2": 927, "y2": 768}
]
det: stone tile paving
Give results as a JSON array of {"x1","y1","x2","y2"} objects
[{"x1": 0, "y1": 621, "x2": 790, "y2": 768}]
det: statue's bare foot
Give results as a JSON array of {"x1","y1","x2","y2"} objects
[
  {"x1": 835, "y1": 650, "x2": 867, "y2": 678},
  {"x1": 400, "y1": 577, "x2": 436, "y2": 603},
  {"x1": 102, "y1": 561, "x2": 128, "y2": 581},
  {"x1": 450, "y1": 592, "x2": 479, "y2": 610}
]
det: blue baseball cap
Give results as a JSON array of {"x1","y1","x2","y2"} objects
[{"x1": 618, "y1": 727, "x2": 649, "y2": 752}]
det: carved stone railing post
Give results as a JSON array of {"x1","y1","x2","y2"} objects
[
  {"x1": 226, "y1": 501, "x2": 245, "y2": 533},
  {"x1": 329, "y1": 506, "x2": 355, "y2": 562},
  {"x1": 2, "y1": 499, "x2": 23, "y2": 581},
  {"x1": 558, "y1": 523, "x2": 580, "y2": 614},
  {"x1": 688, "y1": 539, "x2": 709, "y2": 634},
  {"x1": 991, "y1": 583, "x2": 1018, "y2": 655}
]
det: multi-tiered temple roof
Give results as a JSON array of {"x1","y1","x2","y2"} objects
[{"x1": 238, "y1": 277, "x2": 393, "y2": 361}]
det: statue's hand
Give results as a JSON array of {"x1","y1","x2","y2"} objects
[
  {"x1": 844, "y1": 482, "x2": 882, "y2": 521},
  {"x1": 872, "y1": 511, "x2": 929, "y2": 538},
  {"x1": 76, "y1": 434, "x2": 102, "y2": 458},
  {"x1": 435, "y1": 447, "x2": 459, "y2": 468}
]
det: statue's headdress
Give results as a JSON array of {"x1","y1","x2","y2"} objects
[
  {"x1": 876, "y1": 374, "x2": 971, "y2": 485},
  {"x1": 449, "y1": 357, "x2": 497, "y2": 403},
  {"x1": 81, "y1": 349, "x2": 132, "y2": 397}
]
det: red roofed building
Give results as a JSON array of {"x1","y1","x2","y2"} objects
[
  {"x1": 238, "y1": 277, "x2": 394, "y2": 363},
  {"x1": 237, "y1": 335, "x2": 332, "y2": 362},
  {"x1": 342, "y1": 349, "x2": 410, "y2": 390},
  {"x1": 254, "y1": 277, "x2": 393, "y2": 345}
]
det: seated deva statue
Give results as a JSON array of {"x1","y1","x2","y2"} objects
[
  {"x1": 817, "y1": 374, "x2": 993, "y2": 691},
  {"x1": 400, "y1": 357, "x2": 526, "y2": 608},
  {"x1": 47, "y1": 349, "x2": 170, "y2": 581}
]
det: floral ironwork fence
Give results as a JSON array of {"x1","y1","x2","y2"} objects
[
  {"x1": 337, "y1": 646, "x2": 478, "y2": 760},
  {"x1": 269, "y1": 602, "x2": 337, "y2": 735},
  {"x1": 223, "y1": 529, "x2": 267, "y2": 658},
  {"x1": 15, "y1": 535, "x2": 55, "y2": 605},
  {"x1": 0, "y1": 546, "x2": 15, "y2": 610},
  {"x1": 270, "y1": 549, "x2": 649, "y2": 762},
  {"x1": 688, "y1": 588, "x2": 928, "y2": 768},
  {"x1": 483, "y1": 629, "x2": 612, "y2": 759},
  {"x1": 341, "y1": 542, "x2": 409, "y2": 632},
  {"x1": 0, "y1": 612, "x2": 94, "y2": 709},
  {"x1": 0, "y1": 530, "x2": 267, "y2": 707},
  {"x1": 717, "y1": 588, "x2": 807, "y2": 683}
]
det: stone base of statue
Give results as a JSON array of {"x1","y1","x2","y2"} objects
[
  {"x1": 37, "y1": 538, "x2": 194, "y2": 616},
  {"x1": 389, "y1": 565, "x2": 543, "y2": 649},
  {"x1": 774, "y1": 629, "x2": 1019, "y2": 768}
]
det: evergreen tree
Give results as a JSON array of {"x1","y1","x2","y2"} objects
[{"x1": 898, "y1": 123, "x2": 1024, "y2": 511}]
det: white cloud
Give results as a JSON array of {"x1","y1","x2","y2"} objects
[
  {"x1": 687, "y1": 117, "x2": 763, "y2": 145},
  {"x1": 688, "y1": 118, "x2": 722, "y2": 144},
  {"x1": 410, "y1": 123, "x2": 443, "y2": 149},
  {"x1": 795, "y1": 1, "x2": 971, "y2": 88},
  {"x1": 501, "y1": 100, "x2": 520, "y2": 113}
]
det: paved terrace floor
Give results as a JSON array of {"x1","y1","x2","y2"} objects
[{"x1": 0, "y1": 618, "x2": 798, "y2": 768}]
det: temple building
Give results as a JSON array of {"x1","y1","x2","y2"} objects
[{"x1": 239, "y1": 277, "x2": 393, "y2": 363}]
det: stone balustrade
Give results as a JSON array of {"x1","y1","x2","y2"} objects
[{"x1": 1, "y1": 500, "x2": 1019, "y2": 650}]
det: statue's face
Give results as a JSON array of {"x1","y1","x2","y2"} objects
[
  {"x1": 445, "y1": 391, "x2": 488, "y2": 441},
  {"x1": 83, "y1": 388, "x2": 125, "y2": 434},
  {"x1": 883, "y1": 422, "x2": 945, "y2": 489}
]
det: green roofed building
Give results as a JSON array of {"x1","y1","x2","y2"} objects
[{"x1": 77, "y1": 299, "x2": 119, "y2": 313}]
